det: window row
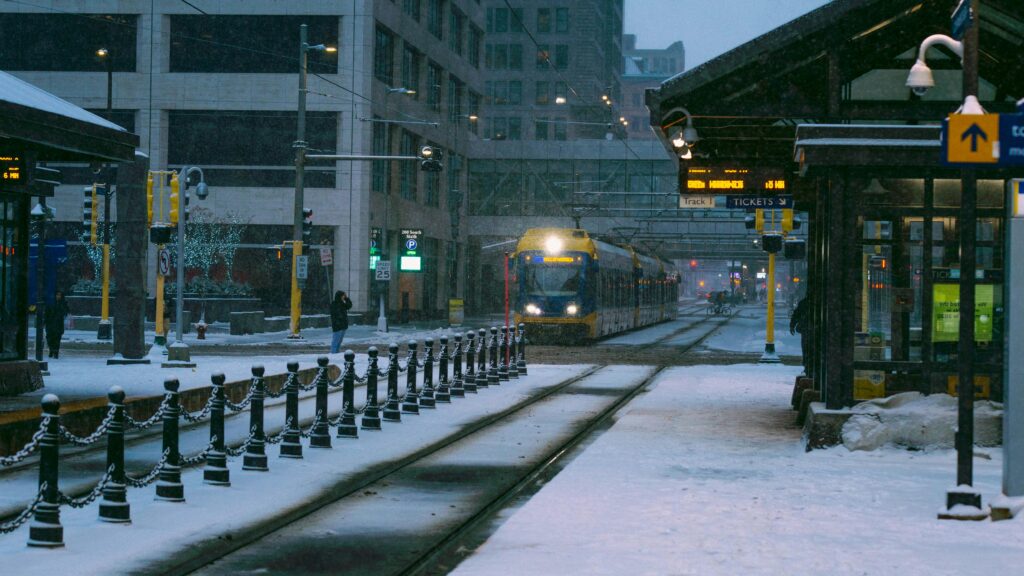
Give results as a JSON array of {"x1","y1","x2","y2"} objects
[
  {"x1": 398, "y1": 2, "x2": 483, "y2": 67},
  {"x1": 487, "y1": 7, "x2": 570, "y2": 35},
  {"x1": 371, "y1": 124, "x2": 465, "y2": 209}
]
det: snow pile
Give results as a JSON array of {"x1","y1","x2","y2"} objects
[{"x1": 842, "y1": 392, "x2": 1002, "y2": 451}]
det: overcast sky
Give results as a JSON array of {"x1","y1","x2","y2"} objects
[{"x1": 624, "y1": 0, "x2": 832, "y2": 69}]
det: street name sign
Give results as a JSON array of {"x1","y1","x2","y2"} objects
[
  {"x1": 375, "y1": 260, "x2": 392, "y2": 281},
  {"x1": 726, "y1": 195, "x2": 793, "y2": 209},
  {"x1": 678, "y1": 195, "x2": 717, "y2": 209}
]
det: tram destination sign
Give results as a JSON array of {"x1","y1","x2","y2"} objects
[{"x1": 683, "y1": 167, "x2": 787, "y2": 195}]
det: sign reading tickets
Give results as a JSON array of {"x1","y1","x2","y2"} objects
[{"x1": 932, "y1": 283, "x2": 995, "y2": 342}]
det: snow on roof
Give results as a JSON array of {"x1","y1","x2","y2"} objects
[
  {"x1": 0, "y1": 70, "x2": 126, "y2": 132},
  {"x1": 796, "y1": 138, "x2": 940, "y2": 148}
]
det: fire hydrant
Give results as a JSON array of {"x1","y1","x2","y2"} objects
[{"x1": 196, "y1": 322, "x2": 207, "y2": 340}]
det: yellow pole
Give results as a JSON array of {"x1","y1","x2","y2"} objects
[
  {"x1": 101, "y1": 244, "x2": 110, "y2": 322},
  {"x1": 766, "y1": 251, "x2": 776, "y2": 346},
  {"x1": 290, "y1": 240, "x2": 303, "y2": 337},
  {"x1": 155, "y1": 260, "x2": 165, "y2": 341}
]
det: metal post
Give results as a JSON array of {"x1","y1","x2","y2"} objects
[
  {"x1": 464, "y1": 331, "x2": 478, "y2": 393},
  {"x1": 242, "y1": 365, "x2": 269, "y2": 471},
  {"x1": 451, "y1": 333, "x2": 466, "y2": 397},
  {"x1": 97, "y1": 185, "x2": 112, "y2": 340},
  {"x1": 402, "y1": 341, "x2": 421, "y2": 414},
  {"x1": 436, "y1": 335, "x2": 451, "y2": 402},
  {"x1": 362, "y1": 347, "x2": 382, "y2": 430},
  {"x1": 280, "y1": 361, "x2": 303, "y2": 457},
  {"x1": 498, "y1": 325, "x2": 510, "y2": 381},
  {"x1": 203, "y1": 373, "x2": 230, "y2": 485},
  {"x1": 289, "y1": 24, "x2": 309, "y2": 339},
  {"x1": 155, "y1": 378, "x2": 185, "y2": 502},
  {"x1": 476, "y1": 328, "x2": 489, "y2": 389},
  {"x1": 509, "y1": 325, "x2": 519, "y2": 379},
  {"x1": 518, "y1": 323, "x2": 528, "y2": 375},
  {"x1": 310, "y1": 356, "x2": 333, "y2": 447},
  {"x1": 420, "y1": 338, "x2": 437, "y2": 408},
  {"x1": 28, "y1": 394, "x2": 63, "y2": 547},
  {"x1": 1003, "y1": 180, "x2": 1024, "y2": 499},
  {"x1": 760, "y1": 250, "x2": 780, "y2": 363},
  {"x1": 488, "y1": 326, "x2": 500, "y2": 386},
  {"x1": 99, "y1": 386, "x2": 130, "y2": 521},
  {"x1": 338, "y1": 350, "x2": 359, "y2": 438},
  {"x1": 383, "y1": 343, "x2": 402, "y2": 422},
  {"x1": 33, "y1": 199, "x2": 47, "y2": 370}
]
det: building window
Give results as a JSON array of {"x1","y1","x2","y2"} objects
[
  {"x1": 375, "y1": 27, "x2": 396, "y2": 84},
  {"x1": 402, "y1": 44, "x2": 421, "y2": 96},
  {"x1": 555, "y1": 45, "x2": 569, "y2": 69},
  {"x1": 507, "y1": 117, "x2": 522, "y2": 141},
  {"x1": 488, "y1": 7, "x2": 509, "y2": 33},
  {"x1": 537, "y1": 8, "x2": 551, "y2": 33},
  {"x1": 487, "y1": 117, "x2": 507, "y2": 140},
  {"x1": 468, "y1": 91, "x2": 481, "y2": 134},
  {"x1": 449, "y1": 9, "x2": 464, "y2": 55},
  {"x1": 509, "y1": 44, "x2": 523, "y2": 70},
  {"x1": 170, "y1": 15, "x2": 337, "y2": 73},
  {"x1": 448, "y1": 76, "x2": 463, "y2": 122},
  {"x1": 403, "y1": 0, "x2": 421, "y2": 21},
  {"x1": 554, "y1": 120, "x2": 567, "y2": 141},
  {"x1": 536, "y1": 44, "x2": 550, "y2": 69},
  {"x1": 168, "y1": 110, "x2": 336, "y2": 187},
  {"x1": 400, "y1": 130, "x2": 418, "y2": 201},
  {"x1": 428, "y1": 0, "x2": 444, "y2": 39},
  {"x1": 0, "y1": 13, "x2": 138, "y2": 72},
  {"x1": 427, "y1": 62, "x2": 443, "y2": 111},
  {"x1": 535, "y1": 81, "x2": 550, "y2": 105},
  {"x1": 509, "y1": 81, "x2": 522, "y2": 105},
  {"x1": 468, "y1": 26, "x2": 482, "y2": 67},
  {"x1": 555, "y1": 8, "x2": 570, "y2": 33},
  {"x1": 425, "y1": 143, "x2": 441, "y2": 206},
  {"x1": 555, "y1": 81, "x2": 567, "y2": 102},
  {"x1": 535, "y1": 118, "x2": 549, "y2": 140},
  {"x1": 372, "y1": 120, "x2": 391, "y2": 194}
]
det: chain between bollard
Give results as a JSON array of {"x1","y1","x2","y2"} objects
[
  {"x1": 125, "y1": 397, "x2": 169, "y2": 431},
  {"x1": 225, "y1": 381, "x2": 257, "y2": 412},
  {"x1": 0, "y1": 482, "x2": 47, "y2": 534},
  {"x1": 59, "y1": 465, "x2": 114, "y2": 508},
  {"x1": 124, "y1": 449, "x2": 170, "y2": 488},
  {"x1": 0, "y1": 417, "x2": 49, "y2": 466},
  {"x1": 180, "y1": 396, "x2": 214, "y2": 423}
]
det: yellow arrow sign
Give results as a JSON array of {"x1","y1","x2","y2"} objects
[{"x1": 946, "y1": 114, "x2": 999, "y2": 164}]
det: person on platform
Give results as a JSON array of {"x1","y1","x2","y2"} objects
[
  {"x1": 45, "y1": 290, "x2": 70, "y2": 359},
  {"x1": 790, "y1": 296, "x2": 812, "y2": 375},
  {"x1": 330, "y1": 290, "x2": 353, "y2": 353}
]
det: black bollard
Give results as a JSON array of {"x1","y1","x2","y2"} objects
[
  {"x1": 517, "y1": 322, "x2": 528, "y2": 375},
  {"x1": 476, "y1": 328, "x2": 489, "y2": 389},
  {"x1": 464, "y1": 331, "x2": 478, "y2": 393},
  {"x1": 361, "y1": 347, "x2": 382, "y2": 430},
  {"x1": 382, "y1": 343, "x2": 402, "y2": 423},
  {"x1": 203, "y1": 374, "x2": 230, "y2": 486},
  {"x1": 450, "y1": 333, "x2": 466, "y2": 398},
  {"x1": 402, "y1": 341, "x2": 421, "y2": 414},
  {"x1": 155, "y1": 378, "x2": 185, "y2": 502},
  {"x1": 28, "y1": 394, "x2": 63, "y2": 547},
  {"x1": 309, "y1": 357, "x2": 333, "y2": 448},
  {"x1": 488, "y1": 326, "x2": 501, "y2": 386},
  {"x1": 242, "y1": 365, "x2": 269, "y2": 471},
  {"x1": 498, "y1": 325, "x2": 510, "y2": 381},
  {"x1": 509, "y1": 325, "x2": 520, "y2": 379},
  {"x1": 436, "y1": 336, "x2": 451, "y2": 403},
  {"x1": 337, "y1": 350, "x2": 359, "y2": 438},
  {"x1": 280, "y1": 361, "x2": 303, "y2": 458},
  {"x1": 99, "y1": 386, "x2": 131, "y2": 522},
  {"x1": 419, "y1": 338, "x2": 436, "y2": 409}
]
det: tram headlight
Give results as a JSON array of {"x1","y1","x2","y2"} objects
[
  {"x1": 526, "y1": 303, "x2": 542, "y2": 315},
  {"x1": 544, "y1": 236, "x2": 563, "y2": 254},
  {"x1": 566, "y1": 303, "x2": 578, "y2": 316}
]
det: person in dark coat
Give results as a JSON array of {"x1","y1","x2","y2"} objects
[
  {"x1": 330, "y1": 290, "x2": 353, "y2": 353},
  {"x1": 45, "y1": 290, "x2": 70, "y2": 358},
  {"x1": 790, "y1": 296, "x2": 812, "y2": 375}
]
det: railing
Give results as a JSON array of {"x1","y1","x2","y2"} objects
[{"x1": 0, "y1": 324, "x2": 528, "y2": 547}]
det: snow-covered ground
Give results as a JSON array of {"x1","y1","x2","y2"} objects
[
  {"x1": 700, "y1": 305, "x2": 802, "y2": 355},
  {"x1": 451, "y1": 364, "x2": 1024, "y2": 576}
]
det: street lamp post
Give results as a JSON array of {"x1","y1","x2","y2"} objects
[
  {"x1": 448, "y1": 113, "x2": 477, "y2": 320},
  {"x1": 290, "y1": 24, "x2": 336, "y2": 339},
  {"x1": 165, "y1": 166, "x2": 207, "y2": 366},
  {"x1": 95, "y1": 48, "x2": 114, "y2": 340}
]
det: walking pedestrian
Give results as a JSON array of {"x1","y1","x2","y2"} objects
[
  {"x1": 790, "y1": 296, "x2": 812, "y2": 375},
  {"x1": 45, "y1": 290, "x2": 69, "y2": 359},
  {"x1": 330, "y1": 290, "x2": 352, "y2": 353}
]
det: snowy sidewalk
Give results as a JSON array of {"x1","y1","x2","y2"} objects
[{"x1": 451, "y1": 364, "x2": 1024, "y2": 576}]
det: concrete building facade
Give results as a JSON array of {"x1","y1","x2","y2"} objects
[{"x1": 621, "y1": 34, "x2": 685, "y2": 140}]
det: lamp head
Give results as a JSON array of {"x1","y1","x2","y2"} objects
[
  {"x1": 682, "y1": 121, "x2": 699, "y2": 145},
  {"x1": 906, "y1": 59, "x2": 934, "y2": 96},
  {"x1": 669, "y1": 127, "x2": 686, "y2": 149},
  {"x1": 679, "y1": 144, "x2": 693, "y2": 160},
  {"x1": 96, "y1": 48, "x2": 109, "y2": 58}
]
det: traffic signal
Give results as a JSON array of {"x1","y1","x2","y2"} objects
[
  {"x1": 762, "y1": 233, "x2": 783, "y2": 254},
  {"x1": 146, "y1": 172, "x2": 154, "y2": 225},
  {"x1": 782, "y1": 209, "x2": 802, "y2": 233},
  {"x1": 419, "y1": 145, "x2": 444, "y2": 172},
  {"x1": 689, "y1": 259, "x2": 698, "y2": 269},
  {"x1": 302, "y1": 208, "x2": 313, "y2": 244},
  {"x1": 169, "y1": 172, "x2": 180, "y2": 224},
  {"x1": 82, "y1": 186, "x2": 97, "y2": 244},
  {"x1": 784, "y1": 238, "x2": 806, "y2": 260}
]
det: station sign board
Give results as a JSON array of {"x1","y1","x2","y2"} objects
[
  {"x1": 726, "y1": 195, "x2": 793, "y2": 210},
  {"x1": 683, "y1": 167, "x2": 787, "y2": 195},
  {"x1": 1, "y1": 152, "x2": 26, "y2": 188},
  {"x1": 400, "y1": 228, "x2": 423, "y2": 272},
  {"x1": 942, "y1": 112, "x2": 1024, "y2": 166},
  {"x1": 678, "y1": 195, "x2": 717, "y2": 209}
]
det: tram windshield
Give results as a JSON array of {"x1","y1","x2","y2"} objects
[{"x1": 522, "y1": 264, "x2": 583, "y2": 297}]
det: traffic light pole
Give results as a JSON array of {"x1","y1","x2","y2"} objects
[
  {"x1": 97, "y1": 186, "x2": 112, "y2": 340},
  {"x1": 289, "y1": 24, "x2": 310, "y2": 340}
]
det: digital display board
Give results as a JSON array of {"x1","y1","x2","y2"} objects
[
  {"x1": 684, "y1": 167, "x2": 786, "y2": 194},
  {"x1": 1, "y1": 153, "x2": 25, "y2": 185},
  {"x1": 400, "y1": 256, "x2": 422, "y2": 271}
]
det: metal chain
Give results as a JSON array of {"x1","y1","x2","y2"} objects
[
  {"x1": 224, "y1": 427, "x2": 256, "y2": 457},
  {"x1": 263, "y1": 421, "x2": 288, "y2": 445},
  {"x1": 298, "y1": 411, "x2": 322, "y2": 439},
  {"x1": 225, "y1": 382, "x2": 256, "y2": 412},
  {"x1": 265, "y1": 384, "x2": 287, "y2": 399},
  {"x1": 180, "y1": 396, "x2": 214, "y2": 423},
  {"x1": 59, "y1": 407, "x2": 117, "y2": 446},
  {"x1": 59, "y1": 466, "x2": 114, "y2": 509},
  {"x1": 124, "y1": 449, "x2": 169, "y2": 488},
  {"x1": 179, "y1": 439, "x2": 215, "y2": 466},
  {"x1": 125, "y1": 397, "x2": 170, "y2": 430},
  {"x1": 0, "y1": 417, "x2": 49, "y2": 467},
  {"x1": 0, "y1": 483, "x2": 47, "y2": 534}
]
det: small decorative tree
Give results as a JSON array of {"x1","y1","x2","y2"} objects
[{"x1": 167, "y1": 207, "x2": 244, "y2": 324}]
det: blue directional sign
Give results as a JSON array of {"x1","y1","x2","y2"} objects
[
  {"x1": 1000, "y1": 114, "x2": 1024, "y2": 166},
  {"x1": 951, "y1": 0, "x2": 972, "y2": 40},
  {"x1": 726, "y1": 195, "x2": 793, "y2": 210}
]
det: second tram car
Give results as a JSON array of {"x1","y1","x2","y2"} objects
[{"x1": 512, "y1": 228, "x2": 678, "y2": 342}]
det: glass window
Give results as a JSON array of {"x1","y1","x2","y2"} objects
[
  {"x1": 535, "y1": 118, "x2": 549, "y2": 140},
  {"x1": 494, "y1": 44, "x2": 508, "y2": 69},
  {"x1": 449, "y1": 9, "x2": 464, "y2": 54},
  {"x1": 509, "y1": 44, "x2": 523, "y2": 70},
  {"x1": 536, "y1": 81, "x2": 550, "y2": 104},
  {"x1": 400, "y1": 130, "x2": 418, "y2": 200},
  {"x1": 468, "y1": 26, "x2": 482, "y2": 67},
  {"x1": 555, "y1": 8, "x2": 570, "y2": 32},
  {"x1": 402, "y1": 44, "x2": 421, "y2": 97},
  {"x1": 168, "y1": 110, "x2": 336, "y2": 187},
  {"x1": 492, "y1": 7, "x2": 509, "y2": 33},
  {"x1": 554, "y1": 45, "x2": 569, "y2": 69},
  {"x1": 404, "y1": 0, "x2": 421, "y2": 21},
  {"x1": 375, "y1": 27, "x2": 395, "y2": 84},
  {"x1": 427, "y1": 62, "x2": 443, "y2": 111},
  {"x1": 448, "y1": 76, "x2": 463, "y2": 122},
  {"x1": 554, "y1": 120, "x2": 567, "y2": 141},
  {"x1": 507, "y1": 117, "x2": 522, "y2": 141},
  {"x1": 536, "y1": 44, "x2": 550, "y2": 69},
  {"x1": 555, "y1": 81, "x2": 567, "y2": 101},
  {"x1": 171, "y1": 15, "x2": 337, "y2": 73},
  {"x1": 372, "y1": 120, "x2": 390, "y2": 194},
  {"x1": 537, "y1": 8, "x2": 551, "y2": 32},
  {"x1": 509, "y1": 81, "x2": 522, "y2": 105},
  {"x1": 428, "y1": 0, "x2": 444, "y2": 38},
  {"x1": 0, "y1": 13, "x2": 138, "y2": 72},
  {"x1": 468, "y1": 91, "x2": 481, "y2": 133}
]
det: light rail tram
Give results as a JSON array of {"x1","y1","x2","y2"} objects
[{"x1": 511, "y1": 228, "x2": 679, "y2": 343}]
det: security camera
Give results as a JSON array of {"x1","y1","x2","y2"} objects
[
  {"x1": 195, "y1": 181, "x2": 209, "y2": 200},
  {"x1": 906, "y1": 59, "x2": 934, "y2": 97}
]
